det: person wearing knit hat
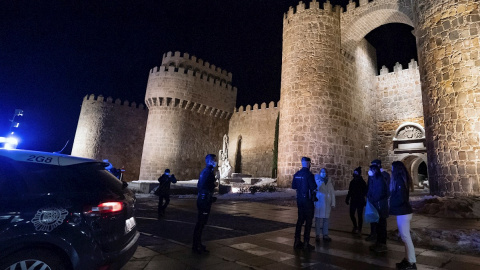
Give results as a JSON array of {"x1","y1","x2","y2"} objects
[{"x1": 345, "y1": 167, "x2": 367, "y2": 235}]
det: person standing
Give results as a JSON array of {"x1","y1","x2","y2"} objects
[
  {"x1": 157, "y1": 169, "x2": 177, "y2": 218},
  {"x1": 314, "y1": 168, "x2": 336, "y2": 242},
  {"x1": 390, "y1": 161, "x2": 417, "y2": 270},
  {"x1": 345, "y1": 167, "x2": 367, "y2": 235},
  {"x1": 292, "y1": 157, "x2": 317, "y2": 251},
  {"x1": 192, "y1": 154, "x2": 218, "y2": 254},
  {"x1": 366, "y1": 159, "x2": 390, "y2": 242},
  {"x1": 367, "y1": 164, "x2": 390, "y2": 253}
]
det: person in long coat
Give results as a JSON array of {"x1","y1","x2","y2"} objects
[{"x1": 314, "y1": 168, "x2": 336, "y2": 242}]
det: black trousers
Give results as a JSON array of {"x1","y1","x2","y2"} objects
[
  {"x1": 376, "y1": 217, "x2": 387, "y2": 244},
  {"x1": 349, "y1": 203, "x2": 364, "y2": 230},
  {"x1": 294, "y1": 200, "x2": 314, "y2": 243},
  {"x1": 158, "y1": 194, "x2": 170, "y2": 214},
  {"x1": 370, "y1": 222, "x2": 378, "y2": 235},
  {"x1": 192, "y1": 197, "x2": 212, "y2": 248}
]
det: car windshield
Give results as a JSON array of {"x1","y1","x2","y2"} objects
[{"x1": 4, "y1": 160, "x2": 124, "y2": 196}]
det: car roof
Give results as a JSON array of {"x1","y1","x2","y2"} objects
[{"x1": 0, "y1": 148, "x2": 101, "y2": 166}]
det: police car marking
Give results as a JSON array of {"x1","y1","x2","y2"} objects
[
  {"x1": 26, "y1": 155, "x2": 53, "y2": 163},
  {"x1": 31, "y1": 207, "x2": 68, "y2": 232}
]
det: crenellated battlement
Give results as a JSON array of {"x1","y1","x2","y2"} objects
[
  {"x1": 377, "y1": 59, "x2": 418, "y2": 77},
  {"x1": 234, "y1": 101, "x2": 280, "y2": 113},
  {"x1": 161, "y1": 51, "x2": 232, "y2": 82},
  {"x1": 283, "y1": 0, "x2": 342, "y2": 23},
  {"x1": 145, "y1": 96, "x2": 233, "y2": 119},
  {"x1": 149, "y1": 65, "x2": 236, "y2": 92},
  {"x1": 84, "y1": 94, "x2": 146, "y2": 109}
]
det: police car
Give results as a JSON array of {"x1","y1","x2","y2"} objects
[{"x1": 0, "y1": 149, "x2": 139, "y2": 270}]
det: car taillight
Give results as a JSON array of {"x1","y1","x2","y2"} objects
[{"x1": 84, "y1": 202, "x2": 123, "y2": 216}]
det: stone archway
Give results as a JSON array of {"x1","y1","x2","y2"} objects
[
  {"x1": 401, "y1": 154, "x2": 428, "y2": 189},
  {"x1": 341, "y1": 0, "x2": 414, "y2": 54}
]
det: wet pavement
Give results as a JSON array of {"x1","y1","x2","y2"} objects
[{"x1": 122, "y1": 193, "x2": 480, "y2": 270}]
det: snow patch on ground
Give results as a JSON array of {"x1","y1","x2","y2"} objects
[{"x1": 411, "y1": 195, "x2": 480, "y2": 218}]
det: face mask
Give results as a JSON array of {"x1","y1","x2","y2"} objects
[{"x1": 165, "y1": 172, "x2": 170, "y2": 176}]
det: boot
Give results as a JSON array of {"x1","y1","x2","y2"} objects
[
  {"x1": 293, "y1": 238, "x2": 304, "y2": 250},
  {"x1": 304, "y1": 241, "x2": 315, "y2": 251},
  {"x1": 365, "y1": 234, "x2": 377, "y2": 242}
]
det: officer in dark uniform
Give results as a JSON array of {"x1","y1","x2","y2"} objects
[
  {"x1": 157, "y1": 169, "x2": 177, "y2": 218},
  {"x1": 192, "y1": 154, "x2": 218, "y2": 254},
  {"x1": 292, "y1": 156, "x2": 317, "y2": 251}
]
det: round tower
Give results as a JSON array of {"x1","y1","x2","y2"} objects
[
  {"x1": 139, "y1": 51, "x2": 237, "y2": 180},
  {"x1": 278, "y1": 1, "x2": 342, "y2": 187},
  {"x1": 71, "y1": 94, "x2": 148, "y2": 181},
  {"x1": 413, "y1": 0, "x2": 480, "y2": 195}
]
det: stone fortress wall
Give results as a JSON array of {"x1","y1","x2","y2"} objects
[
  {"x1": 376, "y1": 60, "x2": 424, "y2": 167},
  {"x1": 72, "y1": 0, "x2": 480, "y2": 196},
  {"x1": 139, "y1": 51, "x2": 237, "y2": 180},
  {"x1": 227, "y1": 102, "x2": 280, "y2": 178},
  {"x1": 71, "y1": 94, "x2": 148, "y2": 181},
  {"x1": 413, "y1": 0, "x2": 480, "y2": 196},
  {"x1": 278, "y1": 0, "x2": 383, "y2": 189},
  {"x1": 278, "y1": 1, "x2": 343, "y2": 187}
]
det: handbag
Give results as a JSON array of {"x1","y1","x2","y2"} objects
[{"x1": 364, "y1": 199, "x2": 379, "y2": 223}]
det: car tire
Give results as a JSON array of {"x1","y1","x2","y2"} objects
[{"x1": 0, "y1": 249, "x2": 69, "y2": 270}]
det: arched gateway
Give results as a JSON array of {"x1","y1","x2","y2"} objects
[{"x1": 278, "y1": 0, "x2": 480, "y2": 196}]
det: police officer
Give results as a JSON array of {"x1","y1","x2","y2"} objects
[
  {"x1": 292, "y1": 157, "x2": 317, "y2": 251},
  {"x1": 192, "y1": 154, "x2": 218, "y2": 254},
  {"x1": 157, "y1": 169, "x2": 177, "y2": 218}
]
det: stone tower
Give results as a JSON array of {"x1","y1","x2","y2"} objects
[
  {"x1": 278, "y1": 1, "x2": 342, "y2": 186},
  {"x1": 413, "y1": 0, "x2": 480, "y2": 195},
  {"x1": 139, "y1": 51, "x2": 237, "y2": 180},
  {"x1": 71, "y1": 95, "x2": 148, "y2": 181},
  {"x1": 278, "y1": 1, "x2": 377, "y2": 187}
]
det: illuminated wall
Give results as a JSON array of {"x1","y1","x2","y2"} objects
[
  {"x1": 414, "y1": 0, "x2": 480, "y2": 195},
  {"x1": 139, "y1": 52, "x2": 236, "y2": 180},
  {"x1": 227, "y1": 102, "x2": 279, "y2": 177},
  {"x1": 71, "y1": 95, "x2": 148, "y2": 181}
]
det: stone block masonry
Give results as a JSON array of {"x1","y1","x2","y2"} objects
[
  {"x1": 140, "y1": 52, "x2": 236, "y2": 180},
  {"x1": 72, "y1": 94, "x2": 148, "y2": 181},
  {"x1": 139, "y1": 105, "x2": 229, "y2": 180},
  {"x1": 413, "y1": 0, "x2": 480, "y2": 196},
  {"x1": 71, "y1": 0, "x2": 480, "y2": 196},
  {"x1": 228, "y1": 102, "x2": 279, "y2": 178}
]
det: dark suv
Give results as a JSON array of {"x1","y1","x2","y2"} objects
[{"x1": 0, "y1": 149, "x2": 139, "y2": 270}]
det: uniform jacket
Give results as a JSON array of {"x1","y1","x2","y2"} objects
[
  {"x1": 367, "y1": 174, "x2": 389, "y2": 218},
  {"x1": 389, "y1": 179, "x2": 413, "y2": 216},
  {"x1": 291, "y1": 167, "x2": 317, "y2": 204},
  {"x1": 346, "y1": 175, "x2": 367, "y2": 205},
  {"x1": 197, "y1": 165, "x2": 216, "y2": 194},
  {"x1": 157, "y1": 174, "x2": 177, "y2": 194},
  {"x1": 314, "y1": 175, "x2": 336, "y2": 218}
]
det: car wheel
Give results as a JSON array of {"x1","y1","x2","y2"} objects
[{"x1": 0, "y1": 249, "x2": 68, "y2": 270}]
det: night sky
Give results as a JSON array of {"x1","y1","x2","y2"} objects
[{"x1": 0, "y1": 0, "x2": 417, "y2": 153}]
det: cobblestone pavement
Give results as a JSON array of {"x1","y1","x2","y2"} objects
[{"x1": 122, "y1": 194, "x2": 480, "y2": 270}]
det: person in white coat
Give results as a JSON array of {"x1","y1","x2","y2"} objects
[{"x1": 314, "y1": 168, "x2": 336, "y2": 242}]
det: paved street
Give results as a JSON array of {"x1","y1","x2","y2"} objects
[{"x1": 123, "y1": 194, "x2": 480, "y2": 270}]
